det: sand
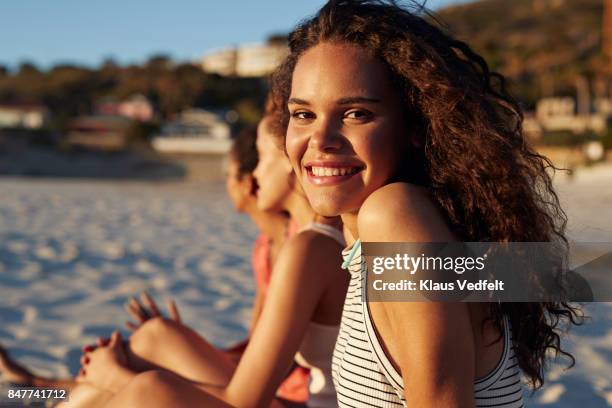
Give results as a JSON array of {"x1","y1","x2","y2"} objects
[
  {"x1": 0, "y1": 163, "x2": 610, "y2": 406},
  {"x1": 0, "y1": 180, "x2": 257, "y2": 380}
]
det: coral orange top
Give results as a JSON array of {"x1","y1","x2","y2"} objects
[{"x1": 252, "y1": 234, "x2": 272, "y2": 297}]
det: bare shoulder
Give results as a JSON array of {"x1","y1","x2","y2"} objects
[
  {"x1": 274, "y1": 229, "x2": 344, "y2": 281},
  {"x1": 358, "y1": 182, "x2": 454, "y2": 242},
  {"x1": 284, "y1": 229, "x2": 343, "y2": 258},
  {"x1": 362, "y1": 182, "x2": 432, "y2": 210}
]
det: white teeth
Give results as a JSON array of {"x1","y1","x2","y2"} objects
[{"x1": 311, "y1": 166, "x2": 359, "y2": 177}]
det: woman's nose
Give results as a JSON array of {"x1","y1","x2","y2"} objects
[{"x1": 308, "y1": 121, "x2": 342, "y2": 151}]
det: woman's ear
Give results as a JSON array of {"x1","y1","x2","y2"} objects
[
  {"x1": 243, "y1": 174, "x2": 258, "y2": 198},
  {"x1": 247, "y1": 174, "x2": 259, "y2": 198}
]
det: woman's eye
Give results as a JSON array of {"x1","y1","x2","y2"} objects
[
  {"x1": 344, "y1": 110, "x2": 372, "y2": 121},
  {"x1": 291, "y1": 111, "x2": 314, "y2": 121}
]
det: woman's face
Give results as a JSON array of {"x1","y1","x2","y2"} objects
[
  {"x1": 285, "y1": 42, "x2": 409, "y2": 217},
  {"x1": 253, "y1": 117, "x2": 294, "y2": 212}
]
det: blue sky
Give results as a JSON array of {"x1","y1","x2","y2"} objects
[{"x1": 0, "y1": 0, "x2": 467, "y2": 70}]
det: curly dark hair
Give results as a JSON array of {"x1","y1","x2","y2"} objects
[
  {"x1": 230, "y1": 126, "x2": 259, "y2": 178},
  {"x1": 269, "y1": 0, "x2": 583, "y2": 389}
]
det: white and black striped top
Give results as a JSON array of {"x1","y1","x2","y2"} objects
[{"x1": 332, "y1": 242, "x2": 525, "y2": 407}]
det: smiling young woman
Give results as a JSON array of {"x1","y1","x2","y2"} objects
[{"x1": 268, "y1": 0, "x2": 583, "y2": 407}]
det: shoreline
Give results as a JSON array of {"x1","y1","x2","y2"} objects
[{"x1": 0, "y1": 146, "x2": 229, "y2": 182}]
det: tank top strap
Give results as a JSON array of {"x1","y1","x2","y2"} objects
[{"x1": 298, "y1": 222, "x2": 346, "y2": 247}]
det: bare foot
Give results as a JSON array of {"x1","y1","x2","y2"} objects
[{"x1": 0, "y1": 344, "x2": 34, "y2": 385}]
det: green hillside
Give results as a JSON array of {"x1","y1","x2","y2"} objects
[{"x1": 435, "y1": 0, "x2": 606, "y2": 107}]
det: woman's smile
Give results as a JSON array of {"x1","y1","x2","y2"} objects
[{"x1": 304, "y1": 160, "x2": 365, "y2": 186}]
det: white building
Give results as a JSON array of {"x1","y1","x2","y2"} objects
[
  {"x1": 0, "y1": 104, "x2": 48, "y2": 129},
  {"x1": 200, "y1": 43, "x2": 289, "y2": 77},
  {"x1": 532, "y1": 97, "x2": 610, "y2": 134},
  {"x1": 152, "y1": 109, "x2": 232, "y2": 154},
  {"x1": 200, "y1": 48, "x2": 238, "y2": 77},
  {"x1": 594, "y1": 98, "x2": 612, "y2": 116}
]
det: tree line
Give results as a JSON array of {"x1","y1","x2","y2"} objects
[{"x1": 0, "y1": 55, "x2": 268, "y2": 133}]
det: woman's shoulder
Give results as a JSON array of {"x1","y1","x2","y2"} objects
[
  {"x1": 358, "y1": 182, "x2": 454, "y2": 242},
  {"x1": 285, "y1": 227, "x2": 343, "y2": 256},
  {"x1": 274, "y1": 227, "x2": 343, "y2": 277},
  {"x1": 359, "y1": 182, "x2": 434, "y2": 219}
]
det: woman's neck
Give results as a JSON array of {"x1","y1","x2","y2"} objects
[
  {"x1": 341, "y1": 212, "x2": 359, "y2": 240},
  {"x1": 245, "y1": 200, "x2": 287, "y2": 243},
  {"x1": 252, "y1": 211, "x2": 287, "y2": 242},
  {"x1": 284, "y1": 192, "x2": 316, "y2": 229}
]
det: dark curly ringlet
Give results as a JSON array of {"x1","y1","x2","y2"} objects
[
  {"x1": 230, "y1": 126, "x2": 259, "y2": 178},
  {"x1": 270, "y1": 0, "x2": 583, "y2": 389}
]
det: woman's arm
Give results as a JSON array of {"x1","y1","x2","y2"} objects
[
  {"x1": 205, "y1": 232, "x2": 342, "y2": 407},
  {"x1": 359, "y1": 182, "x2": 476, "y2": 408},
  {"x1": 373, "y1": 301, "x2": 476, "y2": 407},
  {"x1": 248, "y1": 288, "x2": 265, "y2": 334}
]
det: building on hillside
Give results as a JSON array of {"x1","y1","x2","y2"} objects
[
  {"x1": 200, "y1": 48, "x2": 238, "y2": 77},
  {"x1": 0, "y1": 104, "x2": 49, "y2": 129},
  {"x1": 65, "y1": 115, "x2": 132, "y2": 151},
  {"x1": 95, "y1": 98, "x2": 120, "y2": 116},
  {"x1": 152, "y1": 108, "x2": 231, "y2": 154},
  {"x1": 118, "y1": 94, "x2": 154, "y2": 122},
  {"x1": 199, "y1": 43, "x2": 288, "y2": 77},
  {"x1": 523, "y1": 97, "x2": 612, "y2": 137},
  {"x1": 95, "y1": 94, "x2": 154, "y2": 122},
  {"x1": 594, "y1": 97, "x2": 612, "y2": 115}
]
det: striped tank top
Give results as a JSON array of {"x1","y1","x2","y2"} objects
[{"x1": 332, "y1": 242, "x2": 525, "y2": 407}]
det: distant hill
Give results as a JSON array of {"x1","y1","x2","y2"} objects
[
  {"x1": 435, "y1": 0, "x2": 606, "y2": 107},
  {"x1": 0, "y1": 58, "x2": 267, "y2": 132}
]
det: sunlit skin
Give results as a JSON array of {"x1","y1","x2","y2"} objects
[
  {"x1": 286, "y1": 42, "x2": 505, "y2": 407},
  {"x1": 285, "y1": 42, "x2": 412, "y2": 233},
  {"x1": 254, "y1": 117, "x2": 295, "y2": 213}
]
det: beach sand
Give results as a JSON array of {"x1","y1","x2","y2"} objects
[
  {"x1": 0, "y1": 180, "x2": 257, "y2": 379},
  {"x1": 0, "y1": 163, "x2": 610, "y2": 406},
  {"x1": 534, "y1": 164, "x2": 612, "y2": 407}
]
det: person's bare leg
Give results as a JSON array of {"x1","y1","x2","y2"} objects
[
  {"x1": 0, "y1": 344, "x2": 76, "y2": 389},
  {"x1": 55, "y1": 382, "x2": 114, "y2": 408},
  {"x1": 103, "y1": 370, "x2": 289, "y2": 408},
  {"x1": 3, "y1": 318, "x2": 238, "y2": 407},
  {"x1": 126, "y1": 317, "x2": 236, "y2": 385},
  {"x1": 57, "y1": 317, "x2": 239, "y2": 408},
  {"x1": 102, "y1": 370, "x2": 232, "y2": 408}
]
